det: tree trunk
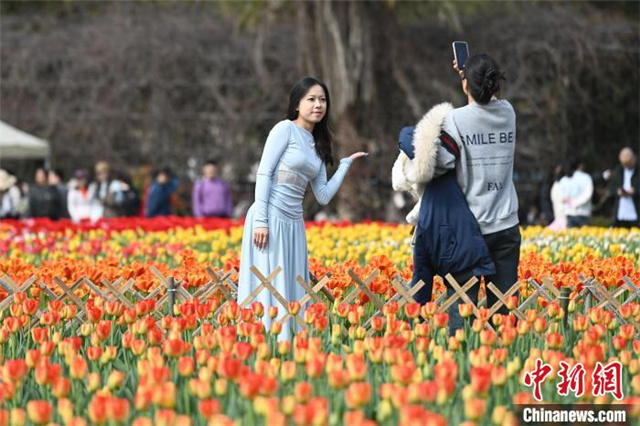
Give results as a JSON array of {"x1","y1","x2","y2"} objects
[{"x1": 296, "y1": 0, "x2": 385, "y2": 220}]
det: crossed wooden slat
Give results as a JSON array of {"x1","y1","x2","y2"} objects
[
  {"x1": 584, "y1": 277, "x2": 639, "y2": 331},
  {"x1": 148, "y1": 267, "x2": 194, "y2": 316},
  {"x1": 278, "y1": 275, "x2": 331, "y2": 326},
  {"x1": 487, "y1": 281, "x2": 525, "y2": 321},
  {"x1": 0, "y1": 275, "x2": 38, "y2": 310},
  {"x1": 363, "y1": 277, "x2": 428, "y2": 333},
  {"x1": 245, "y1": 266, "x2": 306, "y2": 329},
  {"x1": 201, "y1": 267, "x2": 238, "y2": 302},
  {"x1": 340, "y1": 270, "x2": 380, "y2": 306}
]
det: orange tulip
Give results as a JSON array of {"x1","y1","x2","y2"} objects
[
  {"x1": 154, "y1": 410, "x2": 177, "y2": 426},
  {"x1": 345, "y1": 382, "x2": 372, "y2": 409},
  {"x1": 239, "y1": 373, "x2": 262, "y2": 400},
  {"x1": 470, "y1": 366, "x2": 492, "y2": 395},
  {"x1": 294, "y1": 381, "x2": 313, "y2": 403},
  {"x1": 270, "y1": 321, "x2": 283, "y2": 336},
  {"x1": 391, "y1": 363, "x2": 416, "y2": 386},
  {"x1": 163, "y1": 338, "x2": 187, "y2": 358},
  {"x1": 106, "y1": 397, "x2": 130, "y2": 423},
  {"x1": 533, "y1": 317, "x2": 547, "y2": 333},
  {"x1": 30, "y1": 327, "x2": 49, "y2": 344},
  {"x1": 480, "y1": 329, "x2": 498, "y2": 347},
  {"x1": 404, "y1": 303, "x2": 420, "y2": 319},
  {"x1": 86, "y1": 385, "x2": 106, "y2": 415},
  {"x1": 234, "y1": 342, "x2": 253, "y2": 361},
  {"x1": 216, "y1": 357, "x2": 242, "y2": 380},
  {"x1": 620, "y1": 324, "x2": 635, "y2": 340},
  {"x1": 346, "y1": 354, "x2": 367, "y2": 382},
  {"x1": 134, "y1": 387, "x2": 154, "y2": 412},
  {"x1": 464, "y1": 397, "x2": 487, "y2": 421},
  {"x1": 153, "y1": 383, "x2": 177, "y2": 409},
  {"x1": 268, "y1": 306, "x2": 278, "y2": 319},
  {"x1": 589, "y1": 307, "x2": 603, "y2": 324},
  {"x1": 87, "y1": 306, "x2": 104, "y2": 323},
  {"x1": 107, "y1": 370, "x2": 126, "y2": 390},
  {"x1": 459, "y1": 303, "x2": 474, "y2": 318},
  {"x1": 613, "y1": 336, "x2": 628, "y2": 351},
  {"x1": 132, "y1": 339, "x2": 147, "y2": 356},
  {"x1": 52, "y1": 377, "x2": 71, "y2": 398},
  {"x1": 420, "y1": 302, "x2": 438, "y2": 319},
  {"x1": 546, "y1": 332, "x2": 564, "y2": 349},
  {"x1": 22, "y1": 298, "x2": 39, "y2": 316},
  {"x1": 0, "y1": 382, "x2": 16, "y2": 402},
  {"x1": 9, "y1": 408, "x2": 26, "y2": 426},
  {"x1": 87, "y1": 346, "x2": 103, "y2": 362},
  {"x1": 26, "y1": 401, "x2": 51, "y2": 425},
  {"x1": 305, "y1": 358, "x2": 324, "y2": 379},
  {"x1": 250, "y1": 302, "x2": 264, "y2": 318},
  {"x1": 178, "y1": 357, "x2": 196, "y2": 377}
]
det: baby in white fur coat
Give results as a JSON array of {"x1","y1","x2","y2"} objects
[{"x1": 391, "y1": 102, "x2": 454, "y2": 225}]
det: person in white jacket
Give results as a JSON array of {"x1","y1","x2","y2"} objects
[
  {"x1": 67, "y1": 170, "x2": 101, "y2": 223},
  {"x1": 547, "y1": 164, "x2": 567, "y2": 230},
  {"x1": 559, "y1": 158, "x2": 593, "y2": 228}
]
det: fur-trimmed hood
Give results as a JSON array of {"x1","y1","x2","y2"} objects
[
  {"x1": 391, "y1": 102, "x2": 454, "y2": 224},
  {"x1": 392, "y1": 102, "x2": 454, "y2": 191}
]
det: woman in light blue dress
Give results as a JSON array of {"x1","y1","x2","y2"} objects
[{"x1": 238, "y1": 77, "x2": 367, "y2": 340}]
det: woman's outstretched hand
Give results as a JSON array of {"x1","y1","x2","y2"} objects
[
  {"x1": 349, "y1": 152, "x2": 369, "y2": 161},
  {"x1": 254, "y1": 228, "x2": 268, "y2": 250}
]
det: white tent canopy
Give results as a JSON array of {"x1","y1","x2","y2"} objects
[{"x1": 0, "y1": 120, "x2": 51, "y2": 160}]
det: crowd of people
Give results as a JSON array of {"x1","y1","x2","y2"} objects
[
  {"x1": 524, "y1": 146, "x2": 638, "y2": 229},
  {"x1": 0, "y1": 159, "x2": 233, "y2": 222}
]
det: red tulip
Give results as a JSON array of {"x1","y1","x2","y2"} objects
[
  {"x1": 404, "y1": 303, "x2": 420, "y2": 319},
  {"x1": 433, "y1": 312, "x2": 449, "y2": 328},
  {"x1": 87, "y1": 346, "x2": 103, "y2": 361},
  {"x1": 198, "y1": 398, "x2": 220, "y2": 419},
  {"x1": 2, "y1": 360, "x2": 28, "y2": 383},
  {"x1": 239, "y1": 372, "x2": 262, "y2": 400},
  {"x1": 234, "y1": 342, "x2": 253, "y2": 361}
]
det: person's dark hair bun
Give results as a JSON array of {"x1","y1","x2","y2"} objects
[{"x1": 465, "y1": 53, "x2": 505, "y2": 104}]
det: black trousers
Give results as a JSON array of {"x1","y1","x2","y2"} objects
[
  {"x1": 446, "y1": 224, "x2": 521, "y2": 334},
  {"x1": 614, "y1": 219, "x2": 638, "y2": 229},
  {"x1": 567, "y1": 215, "x2": 591, "y2": 228}
]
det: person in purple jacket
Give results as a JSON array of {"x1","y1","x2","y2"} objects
[{"x1": 192, "y1": 159, "x2": 233, "y2": 218}]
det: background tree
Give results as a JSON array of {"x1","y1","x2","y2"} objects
[{"x1": 1, "y1": 1, "x2": 638, "y2": 220}]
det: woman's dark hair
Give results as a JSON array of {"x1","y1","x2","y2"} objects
[
  {"x1": 565, "y1": 157, "x2": 581, "y2": 178},
  {"x1": 153, "y1": 167, "x2": 173, "y2": 180},
  {"x1": 553, "y1": 164, "x2": 565, "y2": 182},
  {"x1": 286, "y1": 77, "x2": 334, "y2": 166},
  {"x1": 465, "y1": 53, "x2": 506, "y2": 105}
]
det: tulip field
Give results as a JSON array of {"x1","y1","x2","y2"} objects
[{"x1": 0, "y1": 218, "x2": 639, "y2": 425}]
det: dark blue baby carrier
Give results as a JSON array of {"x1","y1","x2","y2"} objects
[{"x1": 398, "y1": 126, "x2": 495, "y2": 304}]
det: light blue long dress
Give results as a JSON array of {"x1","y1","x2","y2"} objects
[{"x1": 238, "y1": 119, "x2": 353, "y2": 340}]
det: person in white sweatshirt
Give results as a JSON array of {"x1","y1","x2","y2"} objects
[
  {"x1": 67, "y1": 170, "x2": 101, "y2": 223},
  {"x1": 559, "y1": 158, "x2": 593, "y2": 228}
]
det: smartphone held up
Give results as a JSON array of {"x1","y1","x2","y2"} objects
[{"x1": 452, "y1": 41, "x2": 469, "y2": 71}]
